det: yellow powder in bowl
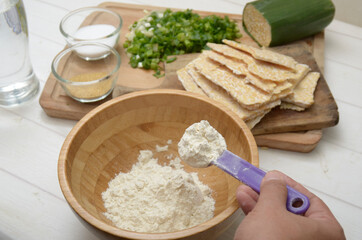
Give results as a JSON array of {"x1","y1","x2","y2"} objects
[{"x1": 65, "y1": 72, "x2": 114, "y2": 99}]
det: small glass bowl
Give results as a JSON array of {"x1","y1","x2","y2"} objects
[
  {"x1": 60, "y1": 7, "x2": 122, "y2": 57},
  {"x1": 52, "y1": 43, "x2": 121, "y2": 103}
]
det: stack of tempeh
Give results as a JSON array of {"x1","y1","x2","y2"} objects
[{"x1": 177, "y1": 39, "x2": 320, "y2": 129}]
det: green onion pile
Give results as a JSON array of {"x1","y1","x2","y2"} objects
[{"x1": 123, "y1": 9, "x2": 242, "y2": 78}]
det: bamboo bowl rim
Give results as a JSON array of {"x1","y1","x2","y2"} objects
[{"x1": 58, "y1": 89, "x2": 259, "y2": 239}]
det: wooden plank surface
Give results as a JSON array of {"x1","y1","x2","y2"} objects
[{"x1": 38, "y1": 2, "x2": 338, "y2": 152}]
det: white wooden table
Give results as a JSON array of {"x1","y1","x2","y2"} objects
[{"x1": 1, "y1": 0, "x2": 361, "y2": 239}]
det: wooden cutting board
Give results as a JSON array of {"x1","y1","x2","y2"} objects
[{"x1": 39, "y1": 2, "x2": 338, "y2": 152}]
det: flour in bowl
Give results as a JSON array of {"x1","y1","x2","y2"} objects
[
  {"x1": 178, "y1": 120, "x2": 227, "y2": 168},
  {"x1": 102, "y1": 149, "x2": 215, "y2": 233}
]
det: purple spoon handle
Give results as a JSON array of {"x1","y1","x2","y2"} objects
[{"x1": 213, "y1": 150, "x2": 310, "y2": 215}]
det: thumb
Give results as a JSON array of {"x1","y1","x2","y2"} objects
[{"x1": 256, "y1": 171, "x2": 288, "y2": 211}]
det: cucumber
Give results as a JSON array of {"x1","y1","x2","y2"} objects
[{"x1": 242, "y1": 0, "x2": 335, "y2": 47}]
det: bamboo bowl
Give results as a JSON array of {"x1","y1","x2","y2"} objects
[{"x1": 58, "y1": 89, "x2": 259, "y2": 240}]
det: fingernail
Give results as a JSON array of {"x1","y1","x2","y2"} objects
[{"x1": 264, "y1": 171, "x2": 283, "y2": 182}]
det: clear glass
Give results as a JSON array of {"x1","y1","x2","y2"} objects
[
  {"x1": 51, "y1": 43, "x2": 121, "y2": 103},
  {"x1": 0, "y1": 0, "x2": 39, "y2": 106},
  {"x1": 60, "y1": 7, "x2": 122, "y2": 60}
]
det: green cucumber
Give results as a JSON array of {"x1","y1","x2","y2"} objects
[{"x1": 242, "y1": 0, "x2": 335, "y2": 47}]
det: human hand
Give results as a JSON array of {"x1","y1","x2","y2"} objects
[{"x1": 234, "y1": 170, "x2": 345, "y2": 240}]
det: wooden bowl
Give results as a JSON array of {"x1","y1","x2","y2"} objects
[{"x1": 58, "y1": 89, "x2": 259, "y2": 240}]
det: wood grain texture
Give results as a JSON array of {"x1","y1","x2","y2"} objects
[
  {"x1": 58, "y1": 89, "x2": 258, "y2": 239},
  {"x1": 254, "y1": 130, "x2": 322, "y2": 153}
]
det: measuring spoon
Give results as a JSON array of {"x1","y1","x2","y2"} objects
[{"x1": 212, "y1": 150, "x2": 310, "y2": 215}]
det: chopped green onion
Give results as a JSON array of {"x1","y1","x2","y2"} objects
[
  {"x1": 166, "y1": 57, "x2": 177, "y2": 63},
  {"x1": 124, "y1": 9, "x2": 242, "y2": 77}
]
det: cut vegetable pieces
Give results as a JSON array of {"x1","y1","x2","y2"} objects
[{"x1": 124, "y1": 8, "x2": 242, "y2": 77}]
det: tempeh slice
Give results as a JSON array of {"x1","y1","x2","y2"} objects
[
  {"x1": 207, "y1": 42, "x2": 254, "y2": 65},
  {"x1": 203, "y1": 50, "x2": 277, "y2": 93},
  {"x1": 202, "y1": 50, "x2": 249, "y2": 75},
  {"x1": 247, "y1": 60, "x2": 310, "y2": 83},
  {"x1": 282, "y1": 72, "x2": 320, "y2": 108},
  {"x1": 223, "y1": 39, "x2": 298, "y2": 71},
  {"x1": 207, "y1": 43, "x2": 310, "y2": 82},
  {"x1": 176, "y1": 68, "x2": 205, "y2": 95},
  {"x1": 245, "y1": 109, "x2": 271, "y2": 129},
  {"x1": 280, "y1": 102, "x2": 306, "y2": 111},
  {"x1": 193, "y1": 55, "x2": 273, "y2": 110},
  {"x1": 186, "y1": 63, "x2": 264, "y2": 121}
]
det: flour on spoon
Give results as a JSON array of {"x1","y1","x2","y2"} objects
[{"x1": 178, "y1": 120, "x2": 227, "y2": 168}]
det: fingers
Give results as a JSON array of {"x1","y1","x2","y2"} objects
[
  {"x1": 236, "y1": 184, "x2": 259, "y2": 214},
  {"x1": 280, "y1": 174, "x2": 332, "y2": 218},
  {"x1": 263, "y1": 171, "x2": 336, "y2": 220},
  {"x1": 236, "y1": 170, "x2": 337, "y2": 221},
  {"x1": 256, "y1": 171, "x2": 288, "y2": 211},
  {"x1": 279, "y1": 172, "x2": 314, "y2": 199},
  {"x1": 236, "y1": 171, "x2": 288, "y2": 214}
]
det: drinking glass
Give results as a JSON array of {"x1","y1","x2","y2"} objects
[{"x1": 0, "y1": 0, "x2": 39, "y2": 106}]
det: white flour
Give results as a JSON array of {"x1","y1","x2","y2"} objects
[
  {"x1": 178, "y1": 120, "x2": 227, "y2": 168},
  {"x1": 102, "y1": 149, "x2": 215, "y2": 233},
  {"x1": 155, "y1": 144, "x2": 169, "y2": 152}
]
